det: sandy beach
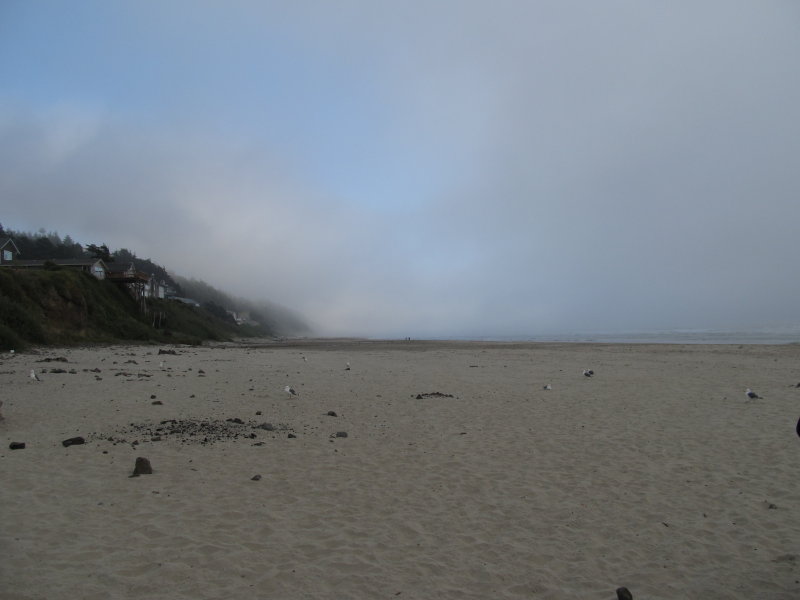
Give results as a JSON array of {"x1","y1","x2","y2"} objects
[{"x1": 1, "y1": 340, "x2": 799, "y2": 599}]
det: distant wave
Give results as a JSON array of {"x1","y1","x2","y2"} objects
[{"x1": 421, "y1": 329, "x2": 800, "y2": 345}]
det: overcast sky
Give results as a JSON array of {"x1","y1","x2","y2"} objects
[{"x1": 2, "y1": 1, "x2": 799, "y2": 337}]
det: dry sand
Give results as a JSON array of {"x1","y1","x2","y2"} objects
[{"x1": 1, "y1": 339, "x2": 799, "y2": 599}]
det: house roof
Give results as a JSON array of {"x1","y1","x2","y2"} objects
[
  {"x1": 0, "y1": 237, "x2": 21, "y2": 253},
  {"x1": 1, "y1": 258, "x2": 107, "y2": 269}
]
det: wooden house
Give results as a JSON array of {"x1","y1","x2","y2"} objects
[
  {"x1": 0, "y1": 257, "x2": 108, "y2": 279},
  {"x1": 0, "y1": 238, "x2": 21, "y2": 264}
]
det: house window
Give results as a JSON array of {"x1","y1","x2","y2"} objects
[{"x1": 2, "y1": 250, "x2": 11, "y2": 261}]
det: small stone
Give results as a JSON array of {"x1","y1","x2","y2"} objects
[
  {"x1": 287, "y1": 433, "x2": 296, "y2": 438},
  {"x1": 255, "y1": 423, "x2": 274, "y2": 431},
  {"x1": 616, "y1": 587, "x2": 633, "y2": 600},
  {"x1": 226, "y1": 417, "x2": 244, "y2": 424},
  {"x1": 9, "y1": 442, "x2": 25, "y2": 450},
  {"x1": 327, "y1": 411, "x2": 337, "y2": 417},
  {"x1": 130, "y1": 457, "x2": 153, "y2": 477},
  {"x1": 151, "y1": 400, "x2": 163, "y2": 405},
  {"x1": 150, "y1": 394, "x2": 157, "y2": 399},
  {"x1": 62, "y1": 436, "x2": 85, "y2": 447},
  {"x1": 251, "y1": 474, "x2": 262, "y2": 481},
  {"x1": 151, "y1": 436, "x2": 162, "y2": 442},
  {"x1": 255, "y1": 411, "x2": 262, "y2": 415},
  {"x1": 335, "y1": 431, "x2": 348, "y2": 438}
]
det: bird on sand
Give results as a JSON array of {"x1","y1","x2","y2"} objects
[
  {"x1": 284, "y1": 385, "x2": 298, "y2": 397},
  {"x1": 30, "y1": 369, "x2": 41, "y2": 381},
  {"x1": 543, "y1": 384, "x2": 552, "y2": 390},
  {"x1": 746, "y1": 388, "x2": 761, "y2": 399},
  {"x1": 583, "y1": 369, "x2": 594, "y2": 377},
  {"x1": 345, "y1": 362, "x2": 351, "y2": 371}
]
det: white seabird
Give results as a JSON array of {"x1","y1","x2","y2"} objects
[
  {"x1": 543, "y1": 384, "x2": 552, "y2": 390},
  {"x1": 746, "y1": 388, "x2": 760, "y2": 399},
  {"x1": 345, "y1": 362, "x2": 351, "y2": 371},
  {"x1": 30, "y1": 369, "x2": 41, "y2": 382},
  {"x1": 284, "y1": 385, "x2": 298, "y2": 397}
]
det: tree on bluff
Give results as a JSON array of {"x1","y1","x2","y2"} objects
[{"x1": 85, "y1": 243, "x2": 113, "y2": 262}]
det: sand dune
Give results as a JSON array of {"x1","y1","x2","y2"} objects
[{"x1": 2, "y1": 340, "x2": 799, "y2": 599}]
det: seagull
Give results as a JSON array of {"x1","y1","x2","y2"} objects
[
  {"x1": 345, "y1": 362, "x2": 351, "y2": 371},
  {"x1": 583, "y1": 369, "x2": 594, "y2": 377},
  {"x1": 746, "y1": 388, "x2": 760, "y2": 399},
  {"x1": 543, "y1": 384, "x2": 552, "y2": 390},
  {"x1": 302, "y1": 356, "x2": 307, "y2": 362},
  {"x1": 30, "y1": 369, "x2": 41, "y2": 382},
  {"x1": 284, "y1": 385, "x2": 298, "y2": 397}
]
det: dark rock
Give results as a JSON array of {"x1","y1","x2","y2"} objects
[
  {"x1": 130, "y1": 457, "x2": 153, "y2": 477},
  {"x1": 151, "y1": 436, "x2": 162, "y2": 442},
  {"x1": 198, "y1": 369, "x2": 205, "y2": 374},
  {"x1": 327, "y1": 411, "x2": 337, "y2": 417},
  {"x1": 62, "y1": 436, "x2": 85, "y2": 447},
  {"x1": 9, "y1": 442, "x2": 25, "y2": 450},
  {"x1": 150, "y1": 394, "x2": 157, "y2": 399},
  {"x1": 416, "y1": 392, "x2": 454, "y2": 399},
  {"x1": 50, "y1": 368, "x2": 68, "y2": 374},
  {"x1": 288, "y1": 433, "x2": 296, "y2": 438},
  {"x1": 152, "y1": 400, "x2": 163, "y2": 405},
  {"x1": 616, "y1": 587, "x2": 633, "y2": 600},
  {"x1": 255, "y1": 411, "x2": 262, "y2": 415},
  {"x1": 255, "y1": 422, "x2": 274, "y2": 431},
  {"x1": 226, "y1": 417, "x2": 244, "y2": 424},
  {"x1": 335, "y1": 431, "x2": 348, "y2": 438},
  {"x1": 251, "y1": 474, "x2": 262, "y2": 481},
  {"x1": 158, "y1": 349, "x2": 178, "y2": 355}
]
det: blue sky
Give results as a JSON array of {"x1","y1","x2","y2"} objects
[{"x1": 2, "y1": 1, "x2": 800, "y2": 337}]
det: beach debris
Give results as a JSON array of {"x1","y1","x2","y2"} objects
[
  {"x1": 158, "y1": 349, "x2": 178, "y2": 355},
  {"x1": 284, "y1": 385, "x2": 298, "y2": 397},
  {"x1": 96, "y1": 418, "x2": 294, "y2": 446},
  {"x1": 151, "y1": 400, "x2": 163, "y2": 405},
  {"x1": 745, "y1": 388, "x2": 761, "y2": 399},
  {"x1": 9, "y1": 442, "x2": 25, "y2": 450},
  {"x1": 36, "y1": 356, "x2": 68, "y2": 363},
  {"x1": 0, "y1": 400, "x2": 3, "y2": 421},
  {"x1": 287, "y1": 433, "x2": 296, "y2": 438},
  {"x1": 345, "y1": 362, "x2": 351, "y2": 371},
  {"x1": 62, "y1": 436, "x2": 85, "y2": 447},
  {"x1": 326, "y1": 410, "x2": 338, "y2": 417},
  {"x1": 616, "y1": 587, "x2": 633, "y2": 600},
  {"x1": 796, "y1": 416, "x2": 800, "y2": 438},
  {"x1": 30, "y1": 369, "x2": 41, "y2": 382},
  {"x1": 415, "y1": 392, "x2": 454, "y2": 399},
  {"x1": 251, "y1": 474, "x2": 262, "y2": 481},
  {"x1": 130, "y1": 457, "x2": 153, "y2": 477},
  {"x1": 334, "y1": 431, "x2": 348, "y2": 438},
  {"x1": 583, "y1": 369, "x2": 594, "y2": 377},
  {"x1": 543, "y1": 384, "x2": 552, "y2": 390}
]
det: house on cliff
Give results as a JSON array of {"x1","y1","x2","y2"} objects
[{"x1": 0, "y1": 238, "x2": 21, "y2": 264}]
